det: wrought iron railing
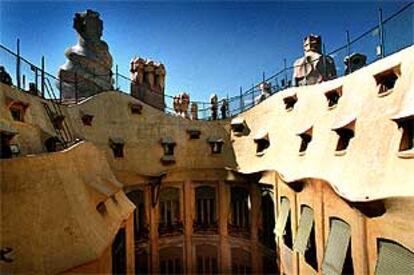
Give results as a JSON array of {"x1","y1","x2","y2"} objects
[
  {"x1": 193, "y1": 220, "x2": 219, "y2": 233},
  {"x1": 158, "y1": 221, "x2": 184, "y2": 236}
]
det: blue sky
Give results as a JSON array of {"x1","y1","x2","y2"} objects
[{"x1": 0, "y1": 1, "x2": 411, "y2": 102}]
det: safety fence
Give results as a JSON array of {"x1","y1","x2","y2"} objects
[{"x1": 0, "y1": 2, "x2": 413, "y2": 120}]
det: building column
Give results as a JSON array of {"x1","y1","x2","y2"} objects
[
  {"x1": 125, "y1": 213, "x2": 135, "y2": 275},
  {"x1": 146, "y1": 185, "x2": 159, "y2": 273},
  {"x1": 183, "y1": 180, "x2": 193, "y2": 273},
  {"x1": 219, "y1": 181, "x2": 231, "y2": 273},
  {"x1": 273, "y1": 179, "x2": 280, "y2": 272},
  {"x1": 250, "y1": 184, "x2": 261, "y2": 273}
]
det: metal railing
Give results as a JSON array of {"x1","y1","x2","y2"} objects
[{"x1": 0, "y1": 2, "x2": 412, "y2": 120}]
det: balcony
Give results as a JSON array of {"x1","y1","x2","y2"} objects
[
  {"x1": 228, "y1": 223, "x2": 250, "y2": 239},
  {"x1": 258, "y1": 228, "x2": 276, "y2": 250},
  {"x1": 134, "y1": 226, "x2": 150, "y2": 243},
  {"x1": 193, "y1": 220, "x2": 219, "y2": 234},
  {"x1": 158, "y1": 221, "x2": 184, "y2": 237}
]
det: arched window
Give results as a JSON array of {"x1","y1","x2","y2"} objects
[
  {"x1": 159, "y1": 246, "x2": 184, "y2": 275},
  {"x1": 231, "y1": 248, "x2": 252, "y2": 274},
  {"x1": 126, "y1": 189, "x2": 148, "y2": 241},
  {"x1": 322, "y1": 218, "x2": 354, "y2": 275},
  {"x1": 194, "y1": 186, "x2": 217, "y2": 232},
  {"x1": 0, "y1": 125, "x2": 18, "y2": 159},
  {"x1": 112, "y1": 228, "x2": 126, "y2": 275},
  {"x1": 159, "y1": 187, "x2": 182, "y2": 235},
  {"x1": 262, "y1": 255, "x2": 278, "y2": 275},
  {"x1": 44, "y1": 136, "x2": 61, "y2": 153},
  {"x1": 196, "y1": 244, "x2": 219, "y2": 274},
  {"x1": 135, "y1": 248, "x2": 149, "y2": 274},
  {"x1": 229, "y1": 187, "x2": 250, "y2": 237},
  {"x1": 375, "y1": 239, "x2": 414, "y2": 275},
  {"x1": 260, "y1": 189, "x2": 276, "y2": 250}
]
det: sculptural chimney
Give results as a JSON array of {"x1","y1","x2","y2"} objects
[{"x1": 58, "y1": 9, "x2": 113, "y2": 100}]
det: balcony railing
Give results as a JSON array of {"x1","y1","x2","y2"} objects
[
  {"x1": 193, "y1": 220, "x2": 219, "y2": 234},
  {"x1": 258, "y1": 228, "x2": 276, "y2": 250},
  {"x1": 134, "y1": 226, "x2": 150, "y2": 243},
  {"x1": 158, "y1": 221, "x2": 184, "y2": 236},
  {"x1": 228, "y1": 223, "x2": 251, "y2": 239}
]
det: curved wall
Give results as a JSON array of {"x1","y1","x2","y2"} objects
[{"x1": 231, "y1": 46, "x2": 414, "y2": 202}]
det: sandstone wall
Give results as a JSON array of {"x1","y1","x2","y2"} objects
[{"x1": 0, "y1": 142, "x2": 134, "y2": 274}]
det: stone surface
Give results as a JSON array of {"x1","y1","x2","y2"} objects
[
  {"x1": 130, "y1": 58, "x2": 166, "y2": 111},
  {"x1": 58, "y1": 10, "x2": 113, "y2": 99},
  {"x1": 293, "y1": 34, "x2": 336, "y2": 86}
]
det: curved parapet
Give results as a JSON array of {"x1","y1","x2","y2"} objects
[
  {"x1": 231, "y1": 45, "x2": 414, "y2": 202},
  {"x1": 0, "y1": 141, "x2": 134, "y2": 274},
  {"x1": 63, "y1": 91, "x2": 236, "y2": 184}
]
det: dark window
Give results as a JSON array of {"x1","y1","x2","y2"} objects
[
  {"x1": 159, "y1": 187, "x2": 182, "y2": 235},
  {"x1": 187, "y1": 129, "x2": 201, "y2": 139},
  {"x1": 96, "y1": 202, "x2": 107, "y2": 214},
  {"x1": 164, "y1": 144, "x2": 175, "y2": 156},
  {"x1": 335, "y1": 128, "x2": 354, "y2": 152},
  {"x1": 112, "y1": 228, "x2": 126, "y2": 275},
  {"x1": 109, "y1": 138, "x2": 125, "y2": 158},
  {"x1": 10, "y1": 106, "x2": 24, "y2": 121},
  {"x1": 255, "y1": 138, "x2": 270, "y2": 155},
  {"x1": 196, "y1": 245, "x2": 219, "y2": 274},
  {"x1": 284, "y1": 211, "x2": 293, "y2": 249},
  {"x1": 299, "y1": 133, "x2": 312, "y2": 154},
  {"x1": 9, "y1": 102, "x2": 27, "y2": 122},
  {"x1": 231, "y1": 248, "x2": 252, "y2": 274},
  {"x1": 231, "y1": 119, "x2": 247, "y2": 136},
  {"x1": 0, "y1": 133, "x2": 14, "y2": 159},
  {"x1": 260, "y1": 191, "x2": 276, "y2": 250},
  {"x1": 9, "y1": 144, "x2": 20, "y2": 157},
  {"x1": 44, "y1": 136, "x2": 61, "y2": 153},
  {"x1": 343, "y1": 242, "x2": 354, "y2": 275},
  {"x1": 126, "y1": 190, "x2": 148, "y2": 241},
  {"x1": 397, "y1": 119, "x2": 414, "y2": 152},
  {"x1": 195, "y1": 186, "x2": 217, "y2": 231},
  {"x1": 375, "y1": 67, "x2": 399, "y2": 95},
  {"x1": 159, "y1": 247, "x2": 183, "y2": 275},
  {"x1": 136, "y1": 250, "x2": 149, "y2": 274},
  {"x1": 81, "y1": 114, "x2": 93, "y2": 126},
  {"x1": 283, "y1": 95, "x2": 298, "y2": 111},
  {"x1": 230, "y1": 187, "x2": 250, "y2": 229},
  {"x1": 161, "y1": 137, "x2": 176, "y2": 157},
  {"x1": 112, "y1": 144, "x2": 124, "y2": 158},
  {"x1": 208, "y1": 136, "x2": 224, "y2": 154},
  {"x1": 130, "y1": 103, "x2": 143, "y2": 114},
  {"x1": 210, "y1": 141, "x2": 223, "y2": 154},
  {"x1": 305, "y1": 224, "x2": 318, "y2": 271},
  {"x1": 325, "y1": 88, "x2": 342, "y2": 108},
  {"x1": 262, "y1": 255, "x2": 278, "y2": 275},
  {"x1": 232, "y1": 124, "x2": 244, "y2": 133}
]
